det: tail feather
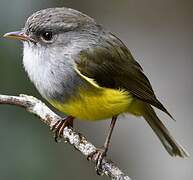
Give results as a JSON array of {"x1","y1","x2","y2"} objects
[{"x1": 143, "y1": 104, "x2": 189, "y2": 157}]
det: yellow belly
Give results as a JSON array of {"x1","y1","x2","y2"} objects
[{"x1": 50, "y1": 87, "x2": 141, "y2": 121}]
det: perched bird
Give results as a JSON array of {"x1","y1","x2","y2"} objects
[{"x1": 4, "y1": 7, "x2": 188, "y2": 174}]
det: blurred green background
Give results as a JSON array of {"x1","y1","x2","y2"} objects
[{"x1": 0, "y1": 0, "x2": 193, "y2": 180}]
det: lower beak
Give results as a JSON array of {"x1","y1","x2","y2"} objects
[{"x1": 3, "y1": 31, "x2": 36, "y2": 43}]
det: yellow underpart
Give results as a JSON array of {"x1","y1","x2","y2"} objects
[
  {"x1": 50, "y1": 68, "x2": 143, "y2": 121},
  {"x1": 50, "y1": 87, "x2": 142, "y2": 121}
]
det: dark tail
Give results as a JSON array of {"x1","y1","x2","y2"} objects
[{"x1": 143, "y1": 104, "x2": 189, "y2": 157}]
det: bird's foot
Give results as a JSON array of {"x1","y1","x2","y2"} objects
[
  {"x1": 50, "y1": 116, "x2": 74, "y2": 142},
  {"x1": 87, "y1": 147, "x2": 106, "y2": 175}
]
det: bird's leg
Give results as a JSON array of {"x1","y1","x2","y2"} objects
[
  {"x1": 50, "y1": 116, "x2": 74, "y2": 142},
  {"x1": 88, "y1": 115, "x2": 118, "y2": 175}
]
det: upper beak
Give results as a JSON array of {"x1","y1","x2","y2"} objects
[{"x1": 3, "y1": 31, "x2": 36, "y2": 43}]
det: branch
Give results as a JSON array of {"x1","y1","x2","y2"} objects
[{"x1": 0, "y1": 94, "x2": 131, "y2": 180}]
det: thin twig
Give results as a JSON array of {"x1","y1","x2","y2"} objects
[{"x1": 0, "y1": 94, "x2": 131, "y2": 180}]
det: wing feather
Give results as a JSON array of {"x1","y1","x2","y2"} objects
[{"x1": 75, "y1": 32, "x2": 173, "y2": 119}]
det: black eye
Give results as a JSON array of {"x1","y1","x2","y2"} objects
[{"x1": 41, "y1": 31, "x2": 53, "y2": 42}]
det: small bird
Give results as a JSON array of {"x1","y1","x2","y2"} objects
[{"x1": 4, "y1": 7, "x2": 188, "y2": 174}]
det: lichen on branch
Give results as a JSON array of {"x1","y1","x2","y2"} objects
[{"x1": 0, "y1": 94, "x2": 131, "y2": 180}]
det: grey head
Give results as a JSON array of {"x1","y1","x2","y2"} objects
[
  {"x1": 18, "y1": 7, "x2": 103, "y2": 102},
  {"x1": 24, "y1": 7, "x2": 97, "y2": 42}
]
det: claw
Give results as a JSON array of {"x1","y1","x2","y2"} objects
[
  {"x1": 50, "y1": 116, "x2": 74, "y2": 142},
  {"x1": 87, "y1": 147, "x2": 106, "y2": 175}
]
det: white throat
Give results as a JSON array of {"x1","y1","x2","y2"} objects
[
  {"x1": 23, "y1": 43, "x2": 52, "y2": 97},
  {"x1": 22, "y1": 42, "x2": 85, "y2": 102}
]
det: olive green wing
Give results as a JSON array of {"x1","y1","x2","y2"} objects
[{"x1": 75, "y1": 32, "x2": 173, "y2": 119}]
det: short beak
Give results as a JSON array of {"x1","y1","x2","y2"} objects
[{"x1": 3, "y1": 31, "x2": 36, "y2": 43}]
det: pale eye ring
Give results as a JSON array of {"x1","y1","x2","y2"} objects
[{"x1": 40, "y1": 31, "x2": 54, "y2": 42}]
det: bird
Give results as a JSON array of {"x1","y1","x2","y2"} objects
[{"x1": 3, "y1": 7, "x2": 189, "y2": 174}]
